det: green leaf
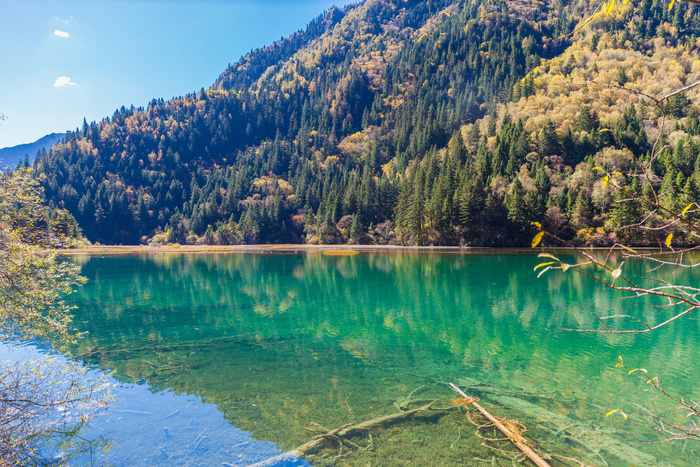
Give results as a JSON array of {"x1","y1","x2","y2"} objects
[
  {"x1": 665, "y1": 233, "x2": 673, "y2": 248},
  {"x1": 532, "y1": 231, "x2": 544, "y2": 248}
]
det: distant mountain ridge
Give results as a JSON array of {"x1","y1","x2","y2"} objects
[
  {"x1": 0, "y1": 133, "x2": 65, "y2": 168},
  {"x1": 33, "y1": 0, "x2": 700, "y2": 248}
]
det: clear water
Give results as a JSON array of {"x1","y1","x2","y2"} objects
[
  {"x1": 0, "y1": 340, "x2": 306, "y2": 467},
  {"x1": 54, "y1": 252, "x2": 700, "y2": 465}
]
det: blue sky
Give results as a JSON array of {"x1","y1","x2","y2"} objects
[{"x1": 0, "y1": 0, "x2": 351, "y2": 148}]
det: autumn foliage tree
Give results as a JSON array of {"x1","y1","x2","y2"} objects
[{"x1": 0, "y1": 168, "x2": 110, "y2": 464}]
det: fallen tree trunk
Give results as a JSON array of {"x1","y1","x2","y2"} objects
[
  {"x1": 456, "y1": 378, "x2": 665, "y2": 467},
  {"x1": 287, "y1": 421, "x2": 355, "y2": 458},
  {"x1": 338, "y1": 400, "x2": 439, "y2": 437},
  {"x1": 473, "y1": 402, "x2": 552, "y2": 467},
  {"x1": 449, "y1": 383, "x2": 551, "y2": 467},
  {"x1": 245, "y1": 401, "x2": 440, "y2": 467}
]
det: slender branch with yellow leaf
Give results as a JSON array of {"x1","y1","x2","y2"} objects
[{"x1": 530, "y1": 1, "x2": 700, "y2": 445}]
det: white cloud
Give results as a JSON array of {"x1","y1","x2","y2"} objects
[
  {"x1": 54, "y1": 29, "x2": 70, "y2": 38},
  {"x1": 53, "y1": 76, "x2": 77, "y2": 87}
]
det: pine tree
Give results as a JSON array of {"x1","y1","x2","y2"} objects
[
  {"x1": 459, "y1": 174, "x2": 485, "y2": 244},
  {"x1": 538, "y1": 119, "x2": 560, "y2": 158},
  {"x1": 505, "y1": 178, "x2": 533, "y2": 245},
  {"x1": 571, "y1": 191, "x2": 594, "y2": 232},
  {"x1": 607, "y1": 181, "x2": 643, "y2": 243}
]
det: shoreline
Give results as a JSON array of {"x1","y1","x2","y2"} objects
[
  {"x1": 59, "y1": 244, "x2": 499, "y2": 255},
  {"x1": 56, "y1": 244, "x2": 649, "y2": 255}
]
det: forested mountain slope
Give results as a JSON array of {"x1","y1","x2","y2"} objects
[{"x1": 34, "y1": 0, "x2": 700, "y2": 246}]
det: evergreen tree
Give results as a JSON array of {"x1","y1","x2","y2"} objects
[
  {"x1": 538, "y1": 119, "x2": 560, "y2": 158},
  {"x1": 505, "y1": 178, "x2": 534, "y2": 245}
]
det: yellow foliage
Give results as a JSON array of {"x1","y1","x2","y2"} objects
[
  {"x1": 381, "y1": 160, "x2": 396, "y2": 177},
  {"x1": 337, "y1": 127, "x2": 379, "y2": 158},
  {"x1": 323, "y1": 155, "x2": 340, "y2": 168},
  {"x1": 504, "y1": 21, "x2": 700, "y2": 141}
]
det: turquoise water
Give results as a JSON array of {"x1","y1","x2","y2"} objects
[{"x1": 59, "y1": 252, "x2": 700, "y2": 465}]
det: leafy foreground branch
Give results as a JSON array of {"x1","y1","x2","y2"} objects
[
  {"x1": 530, "y1": 33, "x2": 700, "y2": 449},
  {"x1": 531, "y1": 161, "x2": 700, "y2": 452},
  {"x1": 606, "y1": 358, "x2": 700, "y2": 446},
  {"x1": 0, "y1": 168, "x2": 112, "y2": 464},
  {"x1": 0, "y1": 358, "x2": 111, "y2": 465}
]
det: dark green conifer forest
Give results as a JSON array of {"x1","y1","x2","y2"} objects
[{"x1": 31, "y1": 0, "x2": 700, "y2": 246}]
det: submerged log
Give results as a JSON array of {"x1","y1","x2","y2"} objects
[
  {"x1": 456, "y1": 378, "x2": 666, "y2": 467},
  {"x1": 449, "y1": 383, "x2": 551, "y2": 467},
  {"x1": 454, "y1": 376, "x2": 560, "y2": 401},
  {"x1": 245, "y1": 401, "x2": 441, "y2": 467}
]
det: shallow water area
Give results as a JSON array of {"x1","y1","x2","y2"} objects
[
  {"x1": 51, "y1": 251, "x2": 700, "y2": 465},
  {"x1": 0, "y1": 341, "x2": 305, "y2": 466}
]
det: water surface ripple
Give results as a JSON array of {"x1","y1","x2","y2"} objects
[{"x1": 62, "y1": 252, "x2": 700, "y2": 466}]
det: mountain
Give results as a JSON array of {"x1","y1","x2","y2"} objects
[
  {"x1": 33, "y1": 0, "x2": 700, "y2": 247},
  {"x1": 0, "y1": 133, "x2": 65, "y2": 169}
]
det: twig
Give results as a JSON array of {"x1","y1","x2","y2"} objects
[
  {"x1": 481, "y1": 443, "x2": 520, "y2": 456},
  {"x1": 475, "y1": 430, "x2": 509, "y2": 442},
  {"x1": 450, "y1": 427, "x2": 462, "y2": 448}
]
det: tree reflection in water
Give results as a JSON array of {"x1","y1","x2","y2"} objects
[{"x1": 67, "y1": 252, "x2": 700, "y2": 466}]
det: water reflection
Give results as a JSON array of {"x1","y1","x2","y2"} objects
[
  {"x1": 66, "y1": 252, "x2": 700, "y2": 466},
  {"x1": 1, "y1": 340, "x2": 304, "y2": 467}
]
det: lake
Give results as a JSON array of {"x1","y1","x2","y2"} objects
[{"x1": 39, "y1": 251, "x2": 700, "y2": 465}]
